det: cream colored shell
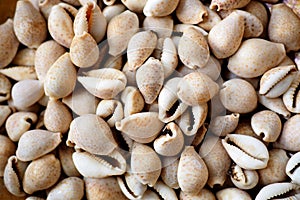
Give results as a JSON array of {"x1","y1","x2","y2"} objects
[
  {"x1": 96, "y1": 99, "x2": 124, "y2": 127},
  {"x1": 210, "y1": 113, "x2": 240, "y2": 137},
  {"x1": 286, "y1": 152, "x2": 300, "y2": 185},
  {"x1": 143, "y1": 0, "x2": 180, "y2": 17},
  {"x1": 58, "y1": 144, "x2": 81, "y2": 177},
  {"x1": 216, "y1": 188, "x2": 251, "y2": 200},
  {"x1": 176, "y1": 0, "x2": 207, "y2": 24},
  {"x1": 230, "y1": 164, "x2": 259, "y2": 190}
]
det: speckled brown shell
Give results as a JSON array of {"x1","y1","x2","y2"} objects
[
  {"x1": 176, "y1": 0, "x2": 207, "y2": 24},
  {"x1": 0, "y1": 74, "x2": 12, "y2": 103},
  {"x1": 209, "y1": 0, "x2": 251, "y2": 11},
  {"x1": 0, "y1": 135, "x2": 16, "y2": 177},
  {"x1": 143, "y1": 0, "x2": 180, "y2": 17}
]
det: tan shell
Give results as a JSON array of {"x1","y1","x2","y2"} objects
[
  {"x1": 180, "y1": 188, "x2": 216, "y2": 200},
  {"x1": 178, "y1": 27, "x2": 210, "y2": 69},
  {"x1": 209, "y1": 0, "x2": 251, "y2": 11},
  {"x1": 284, "y1": 0, "x2": 300, "y2": 18},
  {"x1": 78, "y1": 68, "x2": 126, "y2": 99},
  {"x1": 216, "y1": 188, "x2": 251, "y2": 200},
  {"x1": 190, "y1": 124, "x2": 208, "y2": 147},
  {"x1": 121, "y1": 0, "x2": 146, "y2": 13},
  {"x1": 0, "y1": 177, "x2": 26, "y2": 200},
  {"x1": 116, "y1": 112, "x2": 164, "y2": 143},
  {"x1": 107, "y1": 10, "x2": 139, "y2": 56},
  {"x1": 143, "y1": 0, "x2": 179, "y2": 17},
  {"x1": 208, "y1": 11, "x2": 244, "y2": 59},
  {"x1": 102, "y1": 54, "x2": 123, "y2": 70},
  {"x1": 5, "y1": 112, "x2": 37, "y2": 142},
  {"x1": 219, "y1": 78, "x2": 257, "y2": 113},
  {"x1": 199, "y1": 136, "x2": 231, "y2": 188},
  {"x1": 177, "y1": 72, "x2": 219, "y2": 106},
  {"x1": 0, "y1": 105, "x2": 11, "y2": 127},
  {"x1": 178, "y1": 146, "x2": 208, "y2": 195},
  {"x1": 255, "y1": 182, "x2": 300, "y2": 200},
  {"x1": 140, "y1": 190, "x2": 160, "y2": 199},
  {"x1": 286, "y1": 152, "x2": 300, "y2": 185},
  {"x1": 161, "y1": 157, "x2": 179, "y2": 189},
  {"x1": 176, "y1": 0, "x2": 207, "y2": 24},
  {"x1": 13, "y1": 0, "x2": 47, "y2": 48},
  {"x1": 0, "y1": 74, "x2": 12, "y2": 102},
  {"x1": 44, "y1": 53, "x2": 77, "y2": 99},
  {"x1": 222, "y1": 134, "x2": 269, "y2": 170},
  {"x1": 23, "y1": 154, "x2": 61, "y2": 194},
  {"x1": 198, "y1": 6, "x2": 221, "y2": 31},
  {"x1": 0, "y1": 19, "x2": 19, "y2": 68},
  {"x1": 230, "y1": 164, "x2": 259, "y2": 190},
  {"x1": 121, "y1": 86, "x2": 145, "y2": 117},
  {"x1": 11, "y1": 79, "x2": 44, "y2": 109},
  {"x1": 210, "y1": 113, "x2": 240, "y2": 137},
  {"x1": 258, "y1": 148, "x2": 289, "y2": 186},
  {"x1": 0, "y1": 66, "x2": 37, "y2": 81},
  {"x1": 258, "y1": 94, "x2": 291, "y2": 119},
  {"x1": 26, "y1": 197, "x2": 45, "y2": 200},
  {"x1": 38, "y1": 0, "x2": 60, "y2": 19},
  {"x1": 16, "y1": 129, "x2": 61, "y2": 162},
  {"x1": 143, "y1": 16, "x2": 173, "y2": 38},
  {"x1": 34, "y1": 40, "x2": 66, "y2": 82},
  {"x1": 251, "y1": 110, "x2": 282, "y2": 142},
  {"x1": 96, "y1": 99, "x2": 124, "y2": 127},
  {"x1": 44, "y1": 99, "x2": 72, "y2": 134},
  {"x1": 227, "y1": 38, "x2": 286, "y2": 78},
  {"x1": 283, "y1": 72, "x2": 300, "y2": 113},
  {"x1": 0, "y1": 135, "x2": 16, "y2": 177},
  {"x1": 160, "y1": 38, "x2": 178, "y2": 78},
  {"x1": 122, "y1": 62, "x2": 137, "y2": 86},
  {"x1": 117, "y1": 172, "x2": 147, "y2": 199},
  {"x1": 152, "y1": 180, "x2": 178, "y2": 200},
  {"x1": 235, "y1": 10, "x2": 263, "y2": 38},
  {"x1": 58, "y1": 144, "x2": 81, "y2": 177},
  {"x1": 136, "y1": 57, "x2": 164, "y2": 104},
  {"x1": 103, "y1": 4, "x2": 126, "y2": 22},
  {"x1": 67, "y1": 114, "x2": 117, "y2": 155}
]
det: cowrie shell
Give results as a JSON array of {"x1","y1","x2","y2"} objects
[
  {"x1": 198, "y1": 6, "x2": 221, "y2": 31},
  {"x1": 230, "y1": 164, "x2": 259, "y2": 190},
  {"x1": 180, "y1": 188, "x2": 216, "y2": 200},
  {"x1": 286, "y1": 152, "x2": 300, "y2": 185},
  {"x1": 103, "y1": 4, "x2": 126, "y2": 22},
  {"x1": 216, "y1": 188, "x2": 251, "y2": 200},
  {"x1": 255, "y1": 182, "x2": 300, "y2": 200},
  {"x1": 0, "y1": 66, "x2": 37, "y2": 81},
  {"x1": 96, "y1": 99, "x2": 124, "y2": 127},
  {"x1": 176, "y1": 0, "x2": 207, "y2": 24},
  {"x1": 121, "y1": 0, "x2": 146, "y2": 13},
  {"x1": 209, "y1": 0, "x2": 251, "y2": 11},
  {"x1": 283, "y1": 72, "x2": 300, "y2": 113},
  {"x1": 143, "y1": 0, "x2": 180, "y2": 17},
  {"x1": 161, "y1": 157, "x2": 179, "y2": 189},
  {"x1": 210, "y1": 113, "x2": 240, "y2": 137},
  {"x1": 143, "y1": 16, "x2": 173, "y2": 39},
  {"x1": 235, "y1": 10, "x2": 263, "y2": 39},
  {"x1": 121, "y1": 86, "x2": 144, "y2": 117}
]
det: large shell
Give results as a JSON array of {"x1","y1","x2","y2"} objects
[
  {"x1": 255, "y1": 182, "x2": 300, "y2": 200},
  {"x1": 286, "y1": 152, "x2": 300, "y2": 185},
  {"x1": 96, "y1": 99, "x2": 124, "y2": 127},
  {"x1": 161, "y1": 157, "x2": 179, "y2": 189},
  {"x1": 235, "y1": 10, "x2": 263, "y2": 39},
  {"x1": 258, "y1": 94, "x2": 291, "y2": 119},
  {"x1": 210, "y1": 113, "x2": 240, "y2": 137},
  {"x1": 230, "y1": 164, "x2": 259, "y2": 190},
  {"x1": 209, "y1": 0, "x2": 251, "y2": 11},
  {"x1": 283, "y1": 72, "x2": 300, "y2": 113},
  {"x1": 121, "y1": 86, "x2": 145, "y2": 117},
  {"x1": 0, "y1": 66, "x2": 36, "y2": 81},
  {"x1": 176, "y1": 0, "x2": 207, "y2": 24},
  {"x1": 216, "y1": 188, "x2": 251, "y2": 200},
  {"x1": 143, "y1": 0, "x2": 180, "y2": 17}
]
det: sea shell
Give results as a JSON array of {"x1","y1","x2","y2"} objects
[
  {"x1": 286, "y1": 152, "x2": 300, "y2": 185},
  {"x1": 255, "y1": 182, "x2": 300, "y2": 200},
  {"x1": 198, "y1": 6, "x2": 221, "y2": 31},
  {"x1": 67, "y1": 114, "x2": 117, "y2": 155},
  {"x1": 121, "y1": 86, "x2": 144, "y2": 117},
  {"x1": 0, "y1": 66, "x2": 37, "y2": 81},
  {"x1": 0, "y1": 74, "x2": 12, "y2": 103},
  {"x1": 161, "y1": 157, "x2": 179, "y2": 189},
  {"x1": 0, "y1": 19, "x2": 19, "y2": 68},
  {"x1": 177, "y1": 72, "x2": 219, "y2": 106},
  {"x1": 44, "y1": 53, "x2": 77, "y2": 99},
  {"x1": 116, "y1": 112, "x2": 164, "y2": 143},
  {"x1": 140, "y1": 190, "x2": 160, "y2": 199},
  {"x1": 230, "y1": 163, "x2": 259, "y2": 190},
  {"x1": 210, "y1": 113, "x2": 240, "y2": 137},
  {"x1": 259, "y1": 65, "x2": 297, "y2": 98},
  {"x1": 13, "y1": 0, "x2": 47, "y2": 48},
  {"x1": 178, "y1": 146, "x2": 208, "y2": 195},
  {"x1": 0, "y1": 177, "x2": 26, "y2": 200},
  {"x1": 152, "y1": 180, "x2": 178, "y2": 200},
  {"x1": 222, "y1": 134, "x2": 269, "y2": 170},
  {"x1": 122, "y1": 62, "x2": 137, "y2": 86},
  {"x1": 227, "y1": 38, "x2": 286, "y2": 78},
  {"x1": 180, "y1": 188, "x2": 216, "y2": 200},
  {"x1": 234, "y1": 10, "x2": 263, "y2": 38},
  {"x1": 16, "y1": 129, "x2": 61, "y2": 162},
  {"x1": 103, "y1": 4, "x2": 126, "y2": 22},
  {"x1": 107, "y1": 10, "x2": 139, "y2": 56},
  {"x1": 143, "y1": 0, "x2": 180, "y2": 17},
  {"x1": 38, "y1": 0, "x2": 60, "y2": 19},
  {"x1": 216, "y1": 188, "x2": 251, "y2": 200},
  {"x1": 0, "y1": 106, "x2": 11, "y2": 128},
  {"x1": 143, "y1": 16, "x2": 173, "y2": 38},
  {"x1": 199, "y1": 136, "x2": 231, "y2": 188},
  {"x1": 283, "y1": 72, "x2": 300, "y2": 113},
  {"x1": 58, "y1": 144, "x2": 81, "y2": 177},
  {"x1": 178, "y1": 27, "x2": 210, "y2": 69},
  {"x1": 258, "y1": 94, "x2": 291, "y2": 119},
  {"x1": 251, "y1": 110, "x2": 282, "y2": 142},
  {"x1": 160, "y1": 37, "x2": 178, "y2": 78},
  {"x1": 190, "y1": 124, "x2": 208, "y2": 147},
  {"x1": 117, "y1": 172, "x2": 147, "y2": 199},
  {"x1": 0, "y1": 135, "x2": 16, "y2": 177},
  {"x1": 131, "y1": 142, "x2": 161, "y2": 187},
  {"x1": 284, "y1": 0, "x2": 300, "y2": 18},
  {"x1": 209, "y1": 0, "x2": 251, "y2": 11},
  {"x1": 5, "y1": 112, "x2": 37, "y2": 142},
  {"x1": 96, "y1": 99, "x2": 124, "y2": 127},
  {"x1": 136, "y1": 57, "x2": 164, "y2": 104},
  {"x1": 176, "y1": 0, "x2": 207, "y2": 24}
]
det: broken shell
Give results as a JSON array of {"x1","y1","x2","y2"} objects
[
  {"x1": 103, "y1": 4, "x2": 126, "y2": 22},
  {"x1": 67, "y1": 114, "x2": 117, "y2": 155},
  {"x1": 208, "y1": 11, "x2": 244, "y2": 59},
  {"x1": 58, "y1": 144, "x2": 81, "y2": 177},
  {"x1": 251, "y1": 110, "x2": 282, "y2": 142},
  {"x1": 269, "y1": 3, "x2": 300, "y2": 52},
  {"x1": 121, "y1": 86, "x2": 144, "y2": 117},
  {"x1": 0, "y1": 135, "x2": 16, "y2": 177},
  {"x1": 227, "y1": 38, "x2": 286, "y2": 78},
  {"x1": 107, "y1": 10, "x2": 139, "y2": 56},
  {"x1": 34, "y1": 40, "x2": 66, "y2": 82},
  {"x1": 235, "y1": 10, "x2": 263, "y2": 38},
  {"x1": 13, "y1": 0, "x2": 47, "y2": 48},
  {"x1": 143, "y1": 0, "x2": 179, "y2": 17},
  {"x1": 209, "y1": 0, "x2": 251, "y2": 11},
  {"x1": 210, "y1": 113, "x2": 240, "y2": 137},
  {"x1": 143, "y1": 16, "x2": 173, "y2": 38},
  {"x1": 44, "y1": 53, "x2": 77, "y2": 99},
  {"x1": 199, "y1": 136, "x2": 231, "y2": 188},
  {"x1": 177, "y1": 72, "x2": 219, "y2": 106},
  {"x1": 0, "y1": 19, "x2": 19, "y2": 68},
  {"x1": 222, "y1": 134, "x2": 269, "y2": 170},
  {"x1": 286, "y1": 152, "x2": 300, "y2": 185},
  {"x1": 78, "y1": 68, "x2": 127, "y2": 99},
  {"x1": 96, "y1": 99, "x2": 124, "y2": 127},
  {"x1": 22, "y1": 154, "x2": 61, "y2": 194},
  {"x1": 178, "y1": 146, "x2": 208, "y2": 195},
  {"x1": 116, "y1": 112, "x2": 164, "y2": 143},
  {"x1": 16, "y1": 129, "x2": 61, "y2": 162},
  {"x1": 0, "y1": 66, "x2": 37, "y2": 81},
  {"x1": 180, "y1": 188, "x2": 216, "y2": 200},
  {"x1": 219, "y1": 78, "x2": 257, "y2": 113},
  {"x1": 161, "y1": 157, "x2": 179, "y2": 189},
  {"x1": 117, "y1": 172, "x2": 147, "y2": 199},
  {"x1": 0, "y1": 106, "x2": 11, "y2": 127},
  {"x1": 152, "y1": 180, "x2": 178, "y2": 200},
  {"x1": 176, "y1": 0, "x2": 207, "y2": 24},
  {"x1": 47, "y1": 177, "x2": 84, "y2": 200},
  {"x1": 283, "y1": 72, "x2": 300, "y2": 113},
  {"x1": 178, "y1": 27, "x2": 210, "y2": 69},
  {"x1": 230, "y1": 164, "x2": 259, "y2": 190},
  {"x1": 136, "y1": 57, "x2": 164, "y2": 104},
  {"x1": 153, "y1": 122, "x2": 184, "y2": 156},
  {"x1": 260, "y1": 65, "x2": 297, "y2": 98},
  {"x1": 0, "y1": 74, "x2": 12, "y2": 103},
  {"x1": 198, "y1": 6, "x2": 221, "y2": 31},
  {"x1": 216, "y1": 188, "x2": 251, "y2": 200},
  {"x1": 5, "y1": 112, "x2": 37, "y2": 142},
  {"x1": 255, "y1": 182, "x2": 300, "y2": 200},
  {"x1": 258, "y1": 94, "x2": 291, "y2": 119},
  {"x1": 11, "y1": 79, "x2": 44, "y2": 109},
  {"x1": 44, "y1": 99, "x2": 72, "y2": 134}
]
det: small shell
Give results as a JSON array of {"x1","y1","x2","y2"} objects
[
  {"x1": 286, "y1": 152, "x2": 300, "y2": 185},
  {"x1": 219, "y1": 78, "x2": 257, "y2": 113},
  {"x1": 103, "y1": 4, "x2": 126, "y2": 22},
  {"x1": 178, "y1": 146, "x2": 208, "y2": 195},
  {"x1": 78, "y1": 68, "x2": 127, "y2": 99},
  {"x1": 0, "y1": 106, "x2": 11, "y2": 127},
  {"x1": 0, "y1": 177, "x2": 26, "y2": 200},
  {"x1": 72, "y1": 149, "x2": 126, "y2": 178},
  {"x1": 0, "y1": 135, "x2": 16, "y2": 177},
  {"x1": 178, "y1": 27, "x2": 210, "y2": 69},
  {"x1": 131, "y1": 142, "x2": 161, "y2": 187},
  {"x1": 67, "y1": 114, "x2": 117, "y2": 155},
  {"x1": 199, "y1": 136, "x2": 231, "y2": 188},
  {"x1": 143, "y1": 16, "x2": 173, "y2": 38},
  {"x1": 38, "y1": 0, "x2": 60, "y2": 19},
  {"x1": 227, "y1": 38, "x2": 286, "y2": 78},
  {"x1": 122, "y1": 62, "x2": 137, "y2": 86},
  {"x1": 283, "y1": 72, "x2": 300, "y2": 113},
  {"x1": 103, "y1": 0, "x2": 116, "y2": 6},
  {"x1": 0, "y1": 66, "x2": 37, "y2": 81},
  {"x1": 136, "y1": 57, "x2": 164, "y2": 104},
  {"x1": 152, "y1": 180, "x2": 178, "y2": 200},
  {"x1": 208, "y1": 11, "x2": 244, "y2": 59},
  {"x1": 140, "y1": 190, "x2": 160, "y2": 199},
  {"x1": 96, "y1": 99, "x2": 124, "y2": 127},
  {"x1": 13, "y1": 0, "x2": 47, "y2": 48},
  {"x1": 177, "y1": 72, "x2": 219, "y2": 106},
  {"x1": 0, "y1": 19, "x2": 19, "y2": 68},
  {"x1": 115, "y1": 112, "x2": 164, "y2": 143},
  {"x1": 255, "y1": 182, "x2": 300, "y2": 200},
  {"x1": 121, "y1": 86, "x2": 145, "y2": 117},
  {"x1": 44, "y1": 53, "x2": 77, "y2": 99},
  {"x1": 22, "y1": 154, "x2": 61, "y2": 194},
  {"x1": 5, "y1": 112, "x2": 37, "y2": 142},
  {"x1": 258, "y1": 94, "x2": 291, "y2": 119},
  {"x1": 198, "y1": 6, "x2": 221, "y2": 31},
  {"x1": 216, "y1": 188, "x2": 251, "y2": 200},
  {"x1": 0, "y1": 74, "x2": 12, "y2": 102},
  {"x1": 161, "y1": 157, "x2": 179, "y2": 189},
  {"x1": 16, "y1": 129, "x2": 61, "y2": 162},
  {"x1": 58, "y1": 144, "x2": 81, "y2": 177},
  {"x1": 251, "y1": 110, "x2": 282, "y2": 142},
  {"x1": 230, "y1": 164, "x2": 259, "y2": 190},
  {"x1": 180, "y1": 188, "x2": 216, "y2": 200},
  {"x1": 143, "y1": 0, "x2": 180, "y2": 17},
  {"x1": 176, "y1": 0, "x2": 207, "y2": 24},
  {"x1": 107, "y1": 10, "x2": 139, "y2": 56},
  {"x1": 160, "y1": 38, "x2": 178, "y2": 78},
  {"x1": 11, "y1": 79, "x2": 44, "y2": 109},
  {"x1": 259, "y1": 65, "x2": 297, "y2": 98},
  {"x1": 12, "y1": 48, "x2": 35, "y2": 67},
  {"x1": 121, "y1": 0, "x2": 146, "y2": 13},
  {"x1": 235, "y1": 10, "x2": 263, "y2": 38},
  {"x1": 117, "y1": 172, "x2": 147, "y2": 199},
  {"x1": 222, "y1": 134, "x2": 269, "y2": 170},
  {"x1": 210, "y1": 113, "x2": 240, "y2": 137},
  {"x1": 209, "y1": 0, "x2": 251, "y2": 11}
]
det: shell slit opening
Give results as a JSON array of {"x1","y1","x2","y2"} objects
[{"x1": 292, "y1": 82, "x2": 300, "y2": 108}]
